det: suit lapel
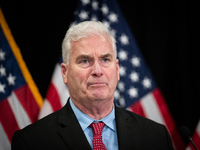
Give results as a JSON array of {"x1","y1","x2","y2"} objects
[
  {"x1": 57, "y1": 101, "x2": 139, "y2": 150},
  {"x1": 115, "y1": 106, "x2": 137, "y2": 150},
  {"x1": 58, "y1": 100, "x2": 92, "y2": 150}
]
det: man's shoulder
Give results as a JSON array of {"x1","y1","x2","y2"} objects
[
  {"x1": 115, "y1": 105, "x2": 165, "y2": 129},
  {"x1": 15, "y1": 104, "x2": 69, "y2": 137},
  {"x1": 18, "y1": 109, "x2": 59, "y2": 134},
  {"x1": 11, "y1": 102, "x2": 78, "y2": 150},
  {"x1": 115, "y1": 106, "x2": 174, "y2": 149},
  {"x1": 19, "y1": 100, "x2": 73, "y2": 132}
]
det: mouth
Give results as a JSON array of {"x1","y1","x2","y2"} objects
[{"x1": 88, "y1": 82, "x2": 107, "y2": 87}]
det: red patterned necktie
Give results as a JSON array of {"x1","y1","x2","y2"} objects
[{"x1": 90, "y1": 122, "x2": 107, "y2": 150}]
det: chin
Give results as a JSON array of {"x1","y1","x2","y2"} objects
[
  {"x1": 92, "y1": 93, "x2": 112, "y2": 101},
  {"x1": 87, "y1": 89, "x2": 112, "y2": 100},
  {"x1": 92, "y1": 95, "x2": 105, "y2": 100}
]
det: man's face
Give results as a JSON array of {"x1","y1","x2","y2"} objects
[{"x1": 61, "y1": 35, "x2": 119, "y2": 104}]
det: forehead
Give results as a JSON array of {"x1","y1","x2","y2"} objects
[{"x1": 70, "y1": 35, "x2": 114, "y2": 56}]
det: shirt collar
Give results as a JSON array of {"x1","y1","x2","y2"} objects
[{"x1": 69, "y1": 98, "x2": 116, "y2": 131}]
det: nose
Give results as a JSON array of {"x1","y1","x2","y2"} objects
[{"x1": 91, "y1": 61, "x2": 103, "y2": 77}]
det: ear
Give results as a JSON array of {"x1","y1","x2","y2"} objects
[
  {"x1": 61, "y1": 63, "x2": 68, "y2": 84},
  {"x1": 116, "y1": 59, "x2": 120, "y2": 81}
]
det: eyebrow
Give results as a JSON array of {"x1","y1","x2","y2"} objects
[
  {"x1": 76, "y1": 53, "x2": 113, "y2": 62},
  {"x1": 76, "y1": 55, "x2": 92, "y2": 62},
  {"x1": 100, "y1": 53, "x2": 113, "y2": 58}
]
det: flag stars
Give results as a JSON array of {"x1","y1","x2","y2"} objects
[
  {"x1": 131, "y1": 56, "x2": 140, "y2": 67},
  {"x1": 129, "y1": 71, "x2": 139, "y2": 82},
  {"x1": 102, "y1": 20, "x2": 110, "y2": 29},
  {"x1": 79, "y1": 10, "x2": 89, "y2": 20},
  {"x1": 91, "y1": 15, "x2": 98, "y2": 21},
  {"x1": 142, "y1": 77, "x2": 152, "y2": 89},
  {"x1": 81, "y1": 0, "x2": 90, "y2": 5},
  {"x1": 108, "y1": 12, "x2": 118, "y2": 23},
  {"x1": 0, "y1": 65, "x2": 6, "y2": 77},
  {"x1": 114, "y1": 90, "x2": 120, "y2": 99},
  {"x1": 92, "y1": 1, "x2": 98, "y2": 10},
  {"x1": 0, "y1": 82, "x2": 6, "y2": 93},
  {"x1": 0, "y1": 49, "x2": 5, "y2": 61},
  {"x1": 119, "y1": 96, "x2": 126, "y2": 108},
  {"x1": 114, "y1": 89, "x2": 126, "y2": 108},
  {"x1": 117, "y1": 81, "x2": 125, "y2": 92},
  {"x1": 110, "y1": 29, "x2": 116, "y2": 38},
  {"x1": 118, "y1": 49, "x2": 128, "y2": 61},
  {"x1": 7, "y1": 73, "x2": 16, "y2": 86},
  {"x1": 128, "y1": 87, "x2": 138, "y2": 98},
  {"x1": 101, "y1": 4, "x2": 109, "y2": 15},
  {"x1": 119, "y1": 34, "x2": 129, "y2": 45},
  {"x1": 119, "y1": 65, "x2": 126, "y2": 76}
]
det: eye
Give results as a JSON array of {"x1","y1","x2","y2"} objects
[
  {"x1": 79, "y1": 59, "x2": 91, "y2": 68},
  {"x1": 81, "y1": 59, "x2": 88, "y2": 64},
  {"x1": 103, "y1": 58, "x2": 109, "y2": 62},
  {"x1": 101, "y1": 57, "x2": 111, "y2": 67}
]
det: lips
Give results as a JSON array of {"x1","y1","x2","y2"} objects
[
  {"x1": 89, "y1": 83, "x2": 106, "y2": 86},
  {"x1": 87, "y1": 81, "x2": 107, "y2": 87}
]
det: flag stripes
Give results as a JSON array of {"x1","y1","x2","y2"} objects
[
  {"x1": 38, "y1": 63, "x2": 69, "y2": 119},
  {"x1": 129, "y1": 89, "x2": 185, "y2": 149},
  {"x1": 186, "y1": 120, "x2": 200, "y2": 150},
  {"x1": 141, "y1": 90, "x2": 165, "y2": 124},
  {"x1": 51, "y1": 64, "x2": 70, "y2": 107},
  {"x1": 0, "y1": 99, "x2": 20, "y2": 142},
  {"x1": 14, "y1": 85, "x2": 40, "y2": 123},
  {"x1": 0, "y1": 8, "x2": 43, "y2": 149},
  {"x1": 0, "y1": 123, "x2": 10, "y2": 150},
  {"x1": 46, "y1": 83, "x2": 62, "y2": 111},
  {"x1": 38, "y1": 100, "x2": 54, "y2": 119},
  {"x1": 0, "y1": 9, "x2": 43, "y2": 108},
  {"x1": 8, "y1": 91, "x2": 32, "y2": 129}
]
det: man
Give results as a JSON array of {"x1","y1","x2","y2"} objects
[{"x1": 12, "y1": 21, "x2": 174, "y2": 150}]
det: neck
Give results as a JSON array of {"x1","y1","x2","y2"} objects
[{"x1": 71, "y1": 98, "x2": 113, "y2": 120}]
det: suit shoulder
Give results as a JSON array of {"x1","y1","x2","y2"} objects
[
  {"x1": 115, "y1": 106, "x2": 174, "y2": 149},
  {"x1": 115, "y1": 106, "x2": 165, "y2": 129},
  {"x1": 16, "y1": 106, "x2": 64, "y2": 136}
]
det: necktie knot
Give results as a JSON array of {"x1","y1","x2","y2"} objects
[
  {"x1": 90, "y1": 122, "x2": 107, "y2": 150},
  {"x1": 90, "y1": 122, "x2": 105, "y2": 135}
]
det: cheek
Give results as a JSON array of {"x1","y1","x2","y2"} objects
[
  {"x1": 68, "y1": 68, "x2": 88, "y2": 86},
  {"x1": 67, "y1": 71, "x2": 84, "y2": 95},
  {"x1": 107, "y1": 69, "x2": 119, "y2": 85}
]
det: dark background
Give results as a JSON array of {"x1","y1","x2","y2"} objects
[{"x1": 1, "y1": 1, "x2": 199, "y2": 135}]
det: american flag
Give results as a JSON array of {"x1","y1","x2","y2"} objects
[
  {"x1": 186, "y1": 120, "x2": 200, "y2": 150},
  {"x1": 0, "y1": 9, "x2": 43, "y2": 150},
  {"x1": 38, "y1": 0, "x2": 185, "y2": 149}
]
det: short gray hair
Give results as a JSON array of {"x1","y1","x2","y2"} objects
[{"x1": 61, "y1": 21, "x2": 117, "y2": 64}]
